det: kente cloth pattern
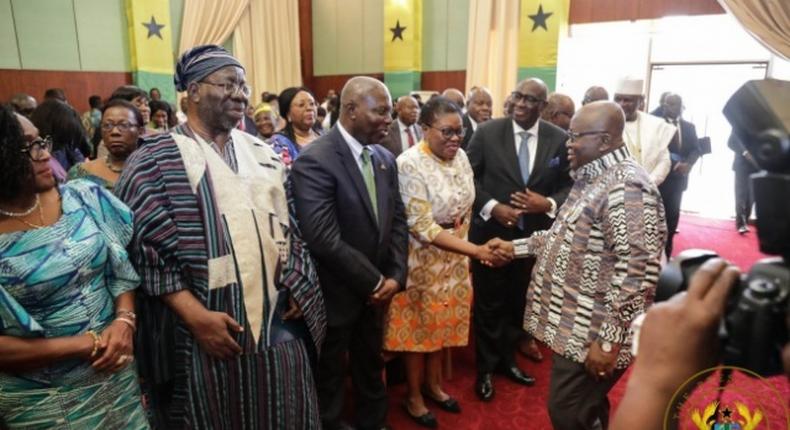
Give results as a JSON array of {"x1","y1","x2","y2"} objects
[{"x1": 515, "y1": 146, "x2": 666, "y2": 369}]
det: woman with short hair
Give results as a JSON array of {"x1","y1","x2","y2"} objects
[
  {"x1": 67, "y1": 99, "x2": 143, "y2": 190},
  {"x1": 383, "y1": 97, "x2": 502, "y2": 428}
]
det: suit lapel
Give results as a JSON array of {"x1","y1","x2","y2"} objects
[
  {"x1": 501, "y1": 120, "x2": 525, "y2": 186},
  {"x1": 334, "y1": 130, "x2": 379, "y2": 227},
  {"x1": 527, "y1": 120, "x2": 555, "y2": 186}
]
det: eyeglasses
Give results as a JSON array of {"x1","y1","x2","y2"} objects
[
  {"x1": 429, "y1": 125, "x2": 466, "y2": 139},
  {"x1": 200, "y1": 81, "x2": 252, "y2": 98},
  {"x1": 567, "y1": 130, "x2": 609, "y2": 142},
  {"x1": 21, "y1": 136, "x2": 53, "y2": 161},
  {"x1": 510, "y1": 91, "x2": 545, "y2": 105},
  {"x1": 101, "y1": 121, "x2": 138, "y2": 132}
]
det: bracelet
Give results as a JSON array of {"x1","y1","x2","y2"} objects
[
  {"x1": 115, "y1": 317, "x2": 137, "y2": 332},
  {"x1": 86, "y1": 330, "x2": 102, "y2": 358},
  {"x1": 116, "y1": 309, "x2": 137, "y2": 321}
]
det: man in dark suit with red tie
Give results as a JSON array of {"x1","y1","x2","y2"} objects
[
  {"x1": 292, "y1": 77, "x2": 409, "y2": 430},
  {"x1": 379, "y1": 95, "x2": 421, "y2": 157},
  {"x1": 466, "y1": 78, "x2": 572, "y2": 401}
]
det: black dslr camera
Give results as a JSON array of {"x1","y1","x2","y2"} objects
[{"x1": 655, "y1": 79, "x2": 790, "y2": 377}]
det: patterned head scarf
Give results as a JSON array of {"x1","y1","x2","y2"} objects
[{"x1": 174, "y1": 45, "x2": 244, "y2": 92}]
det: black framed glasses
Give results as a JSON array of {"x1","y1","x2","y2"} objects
[
  {"x1": 200, "y1": 81, "x2": 252, "y2": 98},
  {"x1": 510, "y1": 91, "x2": 545, "y2": 105},
  {"x1": 22, "y1": 136, "x2": 53, "y2": 161},
  {"x1": 100, "y1": 121, "x2": 139, "y2": 132},
  {"x1": 429, "y1": 125, "x2": 466, "y2": 139},
  {"x1": 567, "y1": 130, "x2": 609, "y2": 142}
]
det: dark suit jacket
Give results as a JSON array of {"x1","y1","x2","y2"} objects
[
  {"x1": 662, "y1": 118, "x2": 701, "y2": 191},
  {"x1": 291, "y1": 126, "x2": 409, "y2": 326},
  {"x1": 379, "y1": 120, "x2": 422, "y2": 157},
  {"x1": 728, "y1": 133, "x2": 760, "y2": 174},
  {"x1": 466, "y1": 118, "x2": 572, "y2": 243},
  {"x1": 461, "y1": 114, "x2": 474, "y2": 151}
]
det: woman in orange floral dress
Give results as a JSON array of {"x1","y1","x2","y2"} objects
[{"x1": 383, "y1": 97, "x2": 503, "y2": 428}]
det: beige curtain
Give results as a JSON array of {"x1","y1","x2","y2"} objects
[
  {"x1": 718, "y1": 0, "x2": 790, "y2": 60},
  {"x1": 178, "y1": 0, "x2": 250, "y2": 56},
  {"x1": 465, "y1": 0, "x2": 520, "y2": 117},
  {"x1": 234, "y1": 0, "x2": 302, "y2": 106}
]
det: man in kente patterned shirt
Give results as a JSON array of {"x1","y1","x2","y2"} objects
[{"x1": 493, "y1": 101, "x2": 667, "y2": 430}]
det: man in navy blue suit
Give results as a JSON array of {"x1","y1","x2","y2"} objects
[
  {"x1": 291, "y1": 76, "x2": 409, "y2": 430},
  {"x1": 657, "y1": 93, "x2": 701, "y2": 256}
]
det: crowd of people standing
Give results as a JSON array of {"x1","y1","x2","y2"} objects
[{"x1": 0, "y1": 43, "x2": 733, "y2": 430}]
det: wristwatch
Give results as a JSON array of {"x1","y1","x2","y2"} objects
[{"x1": 600, "y1": 341, "x2": 613, "y2": 353}]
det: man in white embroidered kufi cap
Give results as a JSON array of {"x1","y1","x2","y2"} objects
[{"x1": 613, "y1": 77, "x2": 676, "y2": 185}]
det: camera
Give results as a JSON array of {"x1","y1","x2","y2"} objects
[
  {"x1": 655, "y1": 79, "x2": 790, "y2": 377},
  {"x1": 657, "y1": 250, "x2": 789, "y2": 376}
]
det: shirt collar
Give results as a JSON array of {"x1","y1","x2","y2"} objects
[
  {"x1": 572, "y1": 145, "x2": 631, "y2": 180},
  {"x1": 397, "y1": 118, "x2": 410, "y2": 132},
  {"x1": 337, "y1": 121, "x2": 365, "y2": 160},
  {"x1": 513, "y1": 119, "x2": 540, "y2": 137},
  {"x1": 468, "y1": 116, "x2": 478, "y2": 130}
]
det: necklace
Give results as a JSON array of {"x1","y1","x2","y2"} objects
[
  {"x1": 105, "y1": 155, "x2": 125, "y2": 173},
  {"x1": 0, "y1": 194, "x2": 40, "y2": 217},
  {"x1": 15, "y1": 202, "x2": 45, "y2": 229}
]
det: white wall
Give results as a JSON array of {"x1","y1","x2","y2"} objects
[{"x1": 556, "y1": 14, "x2": 790, "y2": 108}]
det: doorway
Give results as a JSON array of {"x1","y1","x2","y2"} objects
[{"x1": 647, "y1": 62, "x2": 767, "y2": 220}]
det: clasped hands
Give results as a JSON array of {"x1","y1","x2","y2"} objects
[
  {"x1": 491, "y1": 189, "x2": 551, "y2": 229},
  {"x1": 88, "y1": 319, "x2": 135, "y2": 373}
]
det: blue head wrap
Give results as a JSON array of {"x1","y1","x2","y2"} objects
[{"x1": 174, "y1": 45, "x2": 244, "y2": 92}]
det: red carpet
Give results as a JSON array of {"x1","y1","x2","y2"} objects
[{"x1": 382, "y1": 214, "x2": 789, "y2": 429}]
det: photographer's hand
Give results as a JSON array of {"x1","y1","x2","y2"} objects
[{"x1": 611, "y1": 258, "x2": 740, "y2": 430}]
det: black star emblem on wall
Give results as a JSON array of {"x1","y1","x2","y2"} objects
[
  {"x1": 722, "y1": 407, "x2": 733, "y2": 418},
  {"x1": 528, "y1": 4, "x2": 553, "y2": 32},
  {"x1": 143, "y1": 15, "x2": 165, "y2": 39},
  {"x1": 390, "y1": 20, "x2": 406, "y2": 42}
]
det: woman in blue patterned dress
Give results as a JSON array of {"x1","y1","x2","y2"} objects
[{"x1": 0, "y1": 106, "x2": 149, "y2": 429}]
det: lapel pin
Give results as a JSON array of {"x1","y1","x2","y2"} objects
[{"x1": 380, "y1": 164, "x2": 387, "y2": 171}]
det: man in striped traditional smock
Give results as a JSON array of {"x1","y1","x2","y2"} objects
[{"x1": 115, "y1": 45, "x2": 326, "y2": 429}]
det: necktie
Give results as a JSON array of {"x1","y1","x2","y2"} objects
[
  {"x1": 406, "y1": 127, "x2": 416, "y2": 147},
  {"x1": 361, "y1": 147, "x2": 378, "y2": 222},
  {"x1": 517, "y1": 132, "x2": 530, "y2": 230},
  {"x1": 518, "y1": 131, "x2": 531, "y2": 185}
]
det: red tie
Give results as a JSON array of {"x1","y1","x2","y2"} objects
[{"x1": 406, "y1": 127, "x2": 415, "y2": 147}]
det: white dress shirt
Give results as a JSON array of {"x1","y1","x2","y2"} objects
[
  {"x1": 479, "y1": 119, "x2": 557, "y2": 221},
  {"x1": 398, "y1": 119, "x2": 419, "y2": 153},
  {"x1": 468, "y1": 116, "x2": 478, "y2": 132}
]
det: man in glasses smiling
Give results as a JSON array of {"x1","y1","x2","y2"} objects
[
  {"x1": 466, "y1": 78, "x2": 572, "y2": 401},
  {"x1": 488, "y1": 101, "x2": 666, "y2": 429},
  {"x1": 116, "y1": 45, "x2": 326, "y2": 429}
]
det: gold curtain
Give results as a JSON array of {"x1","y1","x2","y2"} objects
[
  {"x1": 465, "y1": 0, "x2": 520, "y2": 117},
  {"x1": 718, "y1": 0, "x2": 790, "y2": 60},
  {"x1": 234, "y1": 0, "x2": 303, "y2": 106},
  {"x1": 178, "y1": 0, "x2": 250, "y2": 56}
]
